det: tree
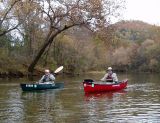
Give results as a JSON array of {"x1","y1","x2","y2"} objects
[
  {"x1": 25, "y1": 0, "x2": 124, "y2": 74},
  {"x1": 15, "y1": 0, "x2": 44, "y2": 57},
  {"x1": 0, "y1": 0, "x2": 22, "y2": 36}
]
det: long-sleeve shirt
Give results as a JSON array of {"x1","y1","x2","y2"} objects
[
  {"x1": 39, "y1": 74, "x2": 55, "y2": 83},
  {"x1": 101, "y1": 73, "x2": 118, "y2": 82}
]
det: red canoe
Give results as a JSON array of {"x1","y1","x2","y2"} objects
[{"x1": 83, "y1": 79, "x2": 128, "y2": 93}]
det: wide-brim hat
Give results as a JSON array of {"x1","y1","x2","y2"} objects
[
  {"x1": 45, "y1": 69, "x2": 50, "y2": 73},
  {"x1": 108, "y1": 67, "x2": 112, "y2": 70}
]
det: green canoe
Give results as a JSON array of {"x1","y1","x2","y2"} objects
[{"x1": 20, "y1": 82, "x2": 64, "y2": 91}]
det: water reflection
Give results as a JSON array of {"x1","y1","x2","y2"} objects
[
  {"x1": 0, "y1": 86, "x2": 24, "y2": 123},
  {"x1": 83, "y1": 91, "x2": 128, "y2": 123},
  {"x1": 21, "y1": 91, "x2": 58, "y2": 123},
  {"x1": 84, "y1": 90, "x2": 127, "y2": 101},
  {"x1": 0, "y1": 73, "x2": 160, "y2": 122}
]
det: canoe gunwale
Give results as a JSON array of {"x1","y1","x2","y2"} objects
[{"x1": 20, "y1": 82, "x2": 64, "y2": 91}]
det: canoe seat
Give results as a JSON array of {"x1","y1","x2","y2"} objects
[
  {"x1": 84, "y1": 79, "x2": 94, "y2": 82},
  {"x1": 84, "y1": 79, "x2": 94, "y2": 84}
]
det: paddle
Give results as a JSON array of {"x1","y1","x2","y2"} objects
[{"x1": 54, "y1": 66, "x2": 64, "y2": 74}]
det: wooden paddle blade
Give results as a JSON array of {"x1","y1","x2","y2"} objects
[{"x1": 54, "y1": 66, "x2": 64, "y2": 73}]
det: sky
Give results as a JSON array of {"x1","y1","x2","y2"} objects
[{"x1": 123, "y1": 0, "x2": 160, "y2": 25}]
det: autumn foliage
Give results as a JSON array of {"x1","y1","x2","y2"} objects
[{"x1": 1, "y1": 1, "x2": 160, "y2": 76}]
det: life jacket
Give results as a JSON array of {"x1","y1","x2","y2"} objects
[
  {"x1": 42, "y1": 74, "x2": 52, "y2": 82},
  {"x1": 106, "y1": 73, "x2": 113, "y2": 82}
]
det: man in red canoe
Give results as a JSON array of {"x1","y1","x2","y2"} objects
[{"x1": 101, "y1": 67, "x2": 118, "y2": 83}]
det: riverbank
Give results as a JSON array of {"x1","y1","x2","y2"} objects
[
  {"x1": 0, "y1": 71, "x2": 24, "y2": 78},
  {"x1": 0, "y1": 67, "x2": 158, "y2": 78},
  {"x1": 0, "y1": 64, "x2": 44, "y2": 78}
]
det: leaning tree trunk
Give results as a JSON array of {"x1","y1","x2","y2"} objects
[
  {"x1": 28, "y1": 30, "x2": 59, "y2": 74},
  {"x1": 28, "y1": 25, "x2": 77, "y2": 74}
]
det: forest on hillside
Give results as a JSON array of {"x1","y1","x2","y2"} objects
[
  {"x1": 109, "y1": 21, "x2": 160, "y2": 72},
  {"x1": 0, "y1": 0, "x2": 160, "y2": 77}
]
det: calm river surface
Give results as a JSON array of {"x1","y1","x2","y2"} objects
[{"x1": 0, "y1": 73, "x2": 160, "y2": 123}]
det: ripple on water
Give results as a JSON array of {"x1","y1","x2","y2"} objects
[{"x1": 1, "y1": 75, "x2": 160, "y2": 123}]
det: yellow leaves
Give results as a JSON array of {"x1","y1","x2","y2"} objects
[
  {"x1": 149, "y1": 59, "x2": 158, "y2": 68},
  {"x1": 60, "y1": 34, "x2": 74, "y2": 46},
  {"x1": 141, "y1": 39, "x2": 155, "y2": 48},
  {"x1": 110, "y1": 47, "x2": 131, "y2": 66},
  {"x1": 88, "y1": 0, "x2": 101, "y2": 8},
  {"x1": 15, "y1": 0, "x2": 38, "y2": 15}
]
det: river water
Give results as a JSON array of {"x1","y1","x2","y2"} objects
[{"x1": 0, "y1": 73, "x2": 160, "y2": 123}]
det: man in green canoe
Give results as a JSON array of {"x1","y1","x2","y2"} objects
[
  {"x1": 39, "y1": 69, "x2": 55, "y2": 83},
  {"x1": 101, "y1": 67, "x2": 118, "y2": 83}
]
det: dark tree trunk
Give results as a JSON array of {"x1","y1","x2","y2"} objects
[
  {"x1": 28, "y1": 30, "x2": 60, "y2": 74},
  {"x1": 28, "y1": 24, "x2": 78, "y2": 74}
]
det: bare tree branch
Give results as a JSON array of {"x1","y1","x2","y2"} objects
[
  {"x1": 0, "y1": 0, "x2": 20, "y2": 27},
  {"x1": 0, "y1": 22, "x2": 21, "y2": 36}
]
